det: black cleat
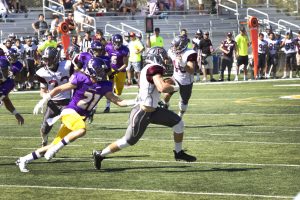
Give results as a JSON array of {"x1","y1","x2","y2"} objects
[
  {"x1": 92, "y1": 150, "x2": 104, "y2": 170},
  {"x1": 88, "y1": 109, "x2": 96, "y2": 124},
  {"x1": 174, "y1": 150, "x2": 197, "y2": 162},
  {"x1": 103, "y1": 107, "x2": 110, "y2": 113}
]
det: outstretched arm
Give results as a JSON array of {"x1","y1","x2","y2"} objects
[
  {"x1": 3, "y1": 96, "x2": 24, "y2": 125},
  {"x1": 105, "y1": 92, "x2": 135, "y2": 107}
]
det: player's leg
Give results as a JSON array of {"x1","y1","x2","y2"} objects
[
  {"x1": 150, "y1": 108, "x2": 196, "y2": 162},
  {"x1": 178, "y1": 83, "x2": 193, "y2": 117},
  {"x1": 93, "y1": 105, "x2": 150, "y2": 169},
  {"x1": 44, "y1": 113, "x2": 86, "y2": 160}
]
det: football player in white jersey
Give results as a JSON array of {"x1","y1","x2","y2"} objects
[
  {"x1": 257, "y1": 32, "x2": 268, "y2": 79},
  {"x1": 23, "y1": 37, "x2": 38, "y2": 89},
  {"x1": 92, "y1": 47, "x2": 197, "y2": 170},
  {"x1": 35, "y1": 47, "x2": 72, "y2": 146},
  {"x1": 162, "y1": 35, "x2": 197, "y2": 117},
  {"x1": 266, "y1": 32, "x2": 280, "y2": 78},
  {"x1": 281, "y1": 30, "x2": 297, "y2": 78}
]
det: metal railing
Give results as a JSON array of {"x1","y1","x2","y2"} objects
[
  {"x1": 104, "y1": 24, "x2": 123, "y2": 37},
  {"x1": 246, "y1": 8, "x2": 269, "y2": 24},
  {"x1": 218, "y1": 0, "x2": 239, "y2": 30},
  {"x1": 74, "y1": 11, "x2": 97, "y2": 32},
  {"x1": 43, "y1": 0, "x2": 65, "y2": 19},
  {"x1": 120, "y1": 22, "x2": 143, "y2": 38}
]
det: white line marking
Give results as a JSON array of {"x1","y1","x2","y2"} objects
[
  {"x1": 0, "y1": 136, "x2": 298, "y2": 145},
  {"x1": 274, "y1": 84, "x2": 300, "y2": 87},
  {"x1": 247, "y1": 132, "x2": 275, "y2": 134},
  {"x1": 283, "y1": 130, "x2": 300, "y2": 132},
  {"x1": 0, "y1": 184, "x2": 293, "y2": 199},
  {"x1": 1, "y1": 156, "x2": 299, "y2": 168},
  {"x1": 12, "y1": 148, "x2": 37, "y2": 150},
  {"x1": 209, "y1": 134, "x2": 240, "y2": 136}
]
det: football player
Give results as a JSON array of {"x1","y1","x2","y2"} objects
[
  {"x1": 23, "y1": 37, "x2": 38, "y2": 89},
  {"x1": 92, "y1": 47, "x2": 197, "y2": 170},
  {"x1": 0, "y1": 48, "x2": 24, "y2": 125},
  {"x1": 35, "y1": 47, "x2": 73, "y2": 146},
  {"x1": 162, "y1": 35, "x2": 197, "y2": 117},
  {"x1": 16, "y1": 57, "x2": 135, "y2": 173},
  {"x1": 257, "y1": 32, "x2": 268, "y2": 79},
  {"x1": 104, "y1": 34, "x2": 129, "y2": 113}
]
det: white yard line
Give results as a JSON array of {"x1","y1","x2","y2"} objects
[
  {"x1": 1, "y1": 155, "x2": 299, "y2": 168},
  {"x1": 0, "y1": 184, "x2": 294, "y2": 199}
]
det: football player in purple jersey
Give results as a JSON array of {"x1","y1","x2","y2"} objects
[
  {"x1": 0, "y1": 48, "x2": 24, "y2": 125},
  {"x1": 92, "y1": 47, "x2": 196, "y2": 170},
  {"x1": 103, "y1": 34, "x2": 129, "y2": 113},
  {"x1": 16, "y1": 57, "x2": 135, "y2": 173}
]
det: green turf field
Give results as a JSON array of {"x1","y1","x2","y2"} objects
[{"x1": 0, "y1": 79, "x2": 299, "y2": 200}]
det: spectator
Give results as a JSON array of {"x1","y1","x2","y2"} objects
[
  {"x1": 168, "y1": 0, "x2": 175, "y2": 11},
  {"x1": 0, "y1": 0, "x2": 9, "y2": 18},
  {"x1": 176, "y1": 0, "x2": 184, "y2": 11},
  {"x1": 126, "y1": 32, "x2": 144, "y2": 85},
  {"x1": 65, "y1": 12, "x2": 77, "y2": 35},
  {"x1": 122, "y1": 31, "x2": 130, "y2": 46},
  {"x1": 180, "y1": 29, "x2": 193, "y2": 48},
  {"x1": 219, "y1": 32, "x2": 236, "y2": 81},
  {"x1": 73, "y1": 0, "x2": 93, "y2": 32},
  {"x1": 266, "y1": 32, "x2": 280, "y2": 79},
  {"x1": 146, "y1": 27, "x2": 164, "y2": 48},
  {"x1": 37, "y1": 33, "x2": 58, "y2": 55},
  {"x1": 68, "y1": 35, "x2": 80, "y2": 58},
  {"x1": 296, "y1": 31, "x2": 300, "y2": 78},
  {"x1": 192, "y1": 29, "x2": 203, "y2": 82},
  {"x1": 59, "y1": 0, "x2": 73, "y2": 10},
  {"x1": 280, "y1": 30, "x2": 297, "y2": 79},
  {"x1": 32, "y1": 14, "x2": 49, "y2": 39},
  {"x1": 80, "y1": 30, "x2": 92, "y2": 52},
  {"x1": 257, "y1": 32, "x2": 268, "y2": 79},
  {"x1": 118, "y1": 0, "x2": 137, "y2": 15},
  {"x1": 93, "y1": 29, "x2": 107, "y2": 46},
  {"x1": 235, "y1": 26, "x2": 250, "y2": 81},
  {"x1": 198, "y1": 0, "x2": 204, "y2": 15},
  {"x1": 199, "y1": 31, "x2": 216, "y2": 82},
  {"x1": 50, "y1": 14, "x2": 60, "y2": 38}
]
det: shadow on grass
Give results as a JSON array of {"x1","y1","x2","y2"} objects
[
  {"x1": 164, "y1": 167, "x2": 262, "y2": 173},
  {"x1": 185, "y1": 124, "x2": 251, "y2": 128}
]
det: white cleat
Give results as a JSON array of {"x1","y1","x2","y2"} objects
[
  {"x1": 44, "y1": 149, "x2": 57, "y2": 161},
  {"x1": 16, "y1": 158, "x2": 29, "y2": 173}
]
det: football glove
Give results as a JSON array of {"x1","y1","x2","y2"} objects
[{"x1": 33, "y1": 93, "x2": 51, "y2": 115}]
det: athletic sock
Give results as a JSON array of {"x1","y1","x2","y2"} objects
[
  {"x1": 100, "y1": 147, "x2": 111, "y2": 157},
  {"x1": 52, "y1": 138, "x2": 70, "y2": 152},
  {"x1": 174, "y1": 142, "x2": 182, "y2": 153},
  {"x1": 22, "y1": 151, "x2": 42, "y2": 162},
  {"x1": 106, "y1": 100, "x2": 111, "y2": 108}
]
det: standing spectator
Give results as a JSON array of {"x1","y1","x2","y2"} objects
[
  {"x1": 92, "y1": 47, "x2": 196, "y2": 171},
  {"x1": 180, "y1": 29, "x2": 193, "y2": 49},
  {"x1": 280, "y1": 30, "x2": 297, "y2": 79},
  {"x1": 176, "y1": 0, "x2": 184, "y2": 11},
  {"x1": 92, "y1": 29, "x2": 107, "y2": 46},
  {"x1": 68, "y1": 36, "x2": 80, "y2": 59},
  {"x1": 235, "y1": 26, "x2": 250, "y2": 81},
  {"x1": 198, "y1": 0, "x2": 204, "y2": 15},
  {"x1": 50, "y1": 14, "x2": 60, "y2": 38},
  {"x1": 164, "y1": 35, "x2": 197, "y2": 117},
  {"x1": 32, "y1": 14, "x2": 49, "y2": 39},
  {"x1": 126, "y1": 32, "x2": 144, "y2": 85},
  {"x1": 73, "y1": 0, "x2": 93, "y2": 32},
  {"x1": 23, "y1": 37, "x2": 38, "y2": 89},
  {"x1": 257, "y1": 32, "x2": 268, "y2": 79},
  {"x1": 192, "y1": 29, "x2": 203, "y2": 82},
  {"x1": 37, "y1": 33, "x2": 58, "y2": 55},
  {"x1": 122, "y1": 31, "x2": 130, "y2": 46},
  {"x1": 219, "y1": 32, "x2": 236, "y2": 81},
  {"x1": 0, "y1": 0, "x2": 9, "y2": 18},
  {"x1": 146, "y1": 27, "x2": 164, "y2": 48},
  {"x1": 59, "y1": 0, "x2": 73, "y2": 10},
  {"x1": 80, "y1": 30, "x2": 92, "y2": 52},
  {"x1": 199, "y1": 31, "x2": 216, "y2": 82},
  {"x1": 295, "y1": 31, "x2": 300, "y2": 77},
  {"x1": 65, "y1": 12, "x2": 77, "y2": 35},
  {"x1": 266, "y1": 32, "x2": 280, "y2": 79},
  {"x1": 118, "y1": 0, "x2": 137, "y2": 15}
]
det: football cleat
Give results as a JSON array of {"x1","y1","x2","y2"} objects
[
  {"x1": 44, "y1": 148, "x2": 57, "y2": 161},
  {"x1": 16, "y1": 158, "x2": 29, "y2": 173},
  {"x1": 92, "y1": 150, "x2": 104, "y2": 170},
  {"x1": 103, "y1": 107, "x2": 110, "y2": 113},
  {"x1": 88, "y1": 109, "x2": 96, "y2": 124},
  {"x1": 173, "y1": 150, "x2": 197, "y2": 162}
]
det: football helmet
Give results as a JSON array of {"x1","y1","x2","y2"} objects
[
  {"x1": 42, "y1": 47, "x2": 60, "y2": 71},
  {"x1": 85, "y1": 57, "x2": 109, "y2": 81},
  {"x1": 6, "y1": 48, "x2": 19, "y2": 63},
  {"x1": 90, "y1": 40, "x2": 104, "y2": 57},
  {"x1": 145, "y1": 47, "x2": 168, "y2": 66},
  {"x1": 171, "y1": 35, "x2": 188, "y2": 54},
  {"x1": 112, "y1": 34, "x2": 123, "y2": 50}
]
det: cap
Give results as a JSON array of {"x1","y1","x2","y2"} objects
[
  {"x1": 130, "y1": 32, "x2": 135, "y2": 37},
  {"x1": 154, "y1": 27, "x2": 160, "y2": 32},
  {"x1": 240, "y1": 26, "x2": 246, "y2": 32},
  {"x1": 196, "y1": 29, "x2": 203, "y2": 35},
  {"x1": 227, "y1": 32, "x2": 232, "y2": 37}
]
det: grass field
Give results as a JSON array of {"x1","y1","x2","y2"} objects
[{"x1": 0, "y1": 79, "x2": 299, "y2": 200}]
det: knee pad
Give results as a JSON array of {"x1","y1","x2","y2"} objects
[
  {"x1": 172, "y1": 120, "x2": 184, "y2": 133},
  {"x1": 116, "y1": 137, "x2": 131, "y2": 149},
  {"x1": 179, "y1": 101, "x2": 188, "y2": 112}
]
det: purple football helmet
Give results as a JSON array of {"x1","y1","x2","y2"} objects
[
  {"x1": 85, "y1": 57, "x2": 109, "y2": 81},
  {"x1": 6, "y1": 48, "x2": 19, "y2": 63},
  {"x1": 112, "y1": 34, "x2": 123, "y2": 50},
  {"x1": 90, "y1": 40, "x2": 104, "y2": 56},
  {"x1": 72, "y1": 52, "x2": 92, "y2": 70}
]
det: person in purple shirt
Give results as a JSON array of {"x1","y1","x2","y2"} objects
[
  {"x1": 0, "y1": 48, "x2": 24, "y2": 125},
  {"x1": 103, "y1": 34, "x2": 129, "y2": 113},
  {"x1": 16, "y1": 57, "x2": 135, "y2": 173}
]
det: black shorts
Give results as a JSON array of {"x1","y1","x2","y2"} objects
[
  {"x1": 258, "y1": 53, "x2": 266, "y2": 69},
  {"x1": 237, "y1": 55, "x2": 248, "y2": 67}
]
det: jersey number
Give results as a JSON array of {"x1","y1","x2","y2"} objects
[{"x1": 77, "y1": 91, "x2": 101, "y2": 111}]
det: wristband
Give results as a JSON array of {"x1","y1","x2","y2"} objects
[{"x1": 12, "y1": 109, "x2": 19, "y2": 115}]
